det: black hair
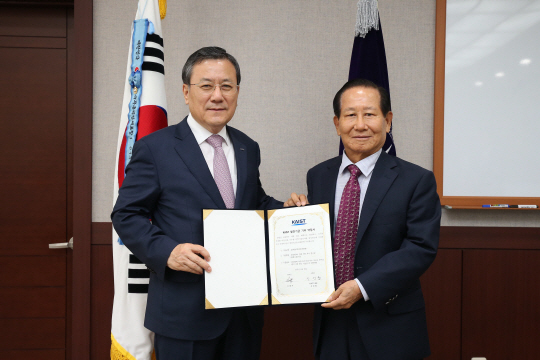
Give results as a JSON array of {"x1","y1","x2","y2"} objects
[
  {"x1": 182, "y1": 46, "x2": 241, "y2": 85},
  {"x1": 332, "y1": 78, "x2": 391, "y2": 117}
]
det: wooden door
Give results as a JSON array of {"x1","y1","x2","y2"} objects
[{"x1": 0, "y1": 5, "x2": 73, "y2": 359}]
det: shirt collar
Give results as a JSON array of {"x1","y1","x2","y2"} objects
[
  {"x1": 339, "y1": 148, "x2": 382, "y2": 177},
  {"x1": 187, "y1": 113, "x2": 231, "y2": 147}
]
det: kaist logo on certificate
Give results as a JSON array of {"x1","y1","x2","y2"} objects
[{"x1": 203, "y1": 204, "x2": 335, "y2": 309}]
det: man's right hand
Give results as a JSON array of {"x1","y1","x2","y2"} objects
[
  {"x1": 284, "y1": 192, "x2": 308, "y2": 207},
  {"x1": 167, "y1": 243, "x2": 211, "y2": 274}
]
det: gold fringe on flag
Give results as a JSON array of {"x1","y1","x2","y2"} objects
[
  {"x1": 158, "y1": 0, "x2": 167, "y2": 19},
  {"x1": 111, "y1": 334, "x2": 156, "y2": 360}
]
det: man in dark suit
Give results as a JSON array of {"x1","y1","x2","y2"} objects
[
  {"x1": 297, "y1": 78, "x2": 441, "y2": 360},
  {"x1": 112, "y1": 47, "x2": 284, "y2": 360}
]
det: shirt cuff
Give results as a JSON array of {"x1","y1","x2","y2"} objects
[{"x1": 355, "y1": 278, "x2": 370, "y2": 301}]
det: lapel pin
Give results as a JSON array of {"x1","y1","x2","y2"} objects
[{"x1": 240, "y1": 148, "x2": 245, "y2": 151}]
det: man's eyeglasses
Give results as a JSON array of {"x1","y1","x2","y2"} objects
[{"x1": 189, "y1": 81, "x2": 239, "y2": 95}]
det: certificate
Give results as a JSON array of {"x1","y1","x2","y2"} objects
[
  {"x1": 203, "y1": 204, "x2": 334, "y2": 309},
  {"x1": 267, "y1": 204, "x2": 334, "y2": 304}
]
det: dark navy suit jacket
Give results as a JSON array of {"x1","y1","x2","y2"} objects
[
  {"x1": 308, "y1": 151, "x2": 441, "y2": 360},
  {"x1": 112, "y1": 117, "x2": 282, "y2": 340}
]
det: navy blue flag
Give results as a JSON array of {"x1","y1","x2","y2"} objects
[{"x1": 343, "y1": 17, "x2": 396, "y2": 156}]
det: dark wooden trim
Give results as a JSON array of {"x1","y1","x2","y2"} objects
[
  {"x1": 71, "y1": 0, "x2": 92, "y2": 358},
  {"x1": 0, "y1": 1, "x2": 73, "y2": 6},
  {"x1": 66, "y1": 7, "x2": 74, "y2": 359},
  {"x1": 443, "y1": 204, "x2": 540, "y2": 210},
  {"x1": 441, "y1": 197, "x2": 540, "y2": 208},
  {"x1": 433, "y1": 0, "x2": 446, "y2": 200},
  {"x1": 0, "y1": 35, "x2": 66, "y2": 48},
  {"x1": 92, "y1": 222, "x2": 113, "y2": 245},
  {"x1": 440, "y1": 227, "x2": 540, "y2": 250},
  {"x1": 91, "y1": 245, "x2": 114, "y2": 359}
]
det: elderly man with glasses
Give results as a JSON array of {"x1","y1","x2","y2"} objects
[{"x1": 112, "y1": 47, "x2": 287, "y2": 360}]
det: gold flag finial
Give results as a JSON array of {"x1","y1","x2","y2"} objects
[{"x1": 158, "y1": 0, "x2": 167, "y2": 19}]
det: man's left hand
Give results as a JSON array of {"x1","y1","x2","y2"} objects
[{"x1": 321, "y1": 280, "x2": 363, "y2": 310}]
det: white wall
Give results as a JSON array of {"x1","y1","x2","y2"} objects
[{"x1": 93, "y1": 0, "x2": 540, "y2": 227}]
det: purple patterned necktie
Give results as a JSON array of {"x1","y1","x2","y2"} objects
[
  {"x1": 206, "y1": 134, "x2": 235, "y2": 209},
  {"x1": 334, "y1": 164, "x2": 361, "y2": 287}
]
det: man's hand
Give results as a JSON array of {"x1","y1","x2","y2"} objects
[
  {"x1": 283, "y1": 192, "x2": 308, "y2": 207},
  {"x1": 167, "y1": 243, "x2": 211, "y2": 274},
  {"x1": 321, "y1": 280, "x2": 363, "y2": 310}
]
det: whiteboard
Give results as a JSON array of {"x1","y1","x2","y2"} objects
[{"x1": 441, "y1": 0, "x2": 540, "y2": 198}]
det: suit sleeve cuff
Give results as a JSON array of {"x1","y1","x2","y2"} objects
[{"x1": 355, "y1": 278, "x2": 370, "y2": 301}]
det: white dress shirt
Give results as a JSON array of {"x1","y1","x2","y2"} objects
[
  {"x1": 187, "y1": 114, "x2": 237, "y2": 195},
  {"x1": 334, "y1": 148, "x2": 383, "y2": 301}
]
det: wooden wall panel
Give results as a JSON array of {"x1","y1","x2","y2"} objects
[
  {"x1": 4, "y1": 349, "x2": 65, "y2": 360},
  {"x1": 440, "y1": 227, "x2": 540, "y2": 250},
  {"x1": 260, "y1": 306, "x2": 314, "y2": 360},
  {"x1": 421, "y1": 249, "x2": 462, "y2": 360},
  {"x1": 91, "y1": 223, "x2": 540, "y2": 359},
  {"x1": 0, "y1": 6, "x2": 66, "y2": 37},
  {"x1": 0, "y1": 46, "x2": 67, "y2": 258},
  {"x1": 462, "y1": 250, "x2": 540, "y2": 359},
  {"x1": 92, "y1": 222, "x2": 112, "y2": 245},
  {"x1": 0, "y1": 318, "x2": 65, "y2": 349},
  {"x1": 90, "y1": 245, "x2": 114, "y2": 360},
  {"x1": 0, "y1": 35, "x2": 66, "y2": 48},
  {"x1": 1, "y1": 256, "x2": 66, "y2": 286},
  {"x1": 0, "y1": 287, "x2": 65, "y2": 318}
]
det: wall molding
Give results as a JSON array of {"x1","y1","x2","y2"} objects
[{"x1": 92, "y1": 222, "x2": 540, "y2": 249}]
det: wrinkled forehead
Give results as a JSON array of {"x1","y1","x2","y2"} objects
[{"x1": 341, "y1": 86, "x2": 382, "y2": 110}]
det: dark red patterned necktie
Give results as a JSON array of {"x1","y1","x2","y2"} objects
[{"x1": 334, "y1": 164, "x2": 361, "y2": 287}]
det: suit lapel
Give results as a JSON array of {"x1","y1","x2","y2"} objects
[
  {"x1": 355, "y1": 151, "x2": 398, "y2": 253},
  {"x1": 228, "y1": 128, "x2": 247, "y2": 208},
  {"x1": 173, "y1": 118, "x2": 226, "y2": 209},
  {"x1": 322, "y1": 157, "x2": 341, "y2": 232}
]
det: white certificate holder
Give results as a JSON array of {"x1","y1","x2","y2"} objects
[
  {"x1": 203, "y1": 209, "x2": 268, "y2": 309},
  {"x1": 267, "y1": 204, "x2": 334, "y2": 305}
]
